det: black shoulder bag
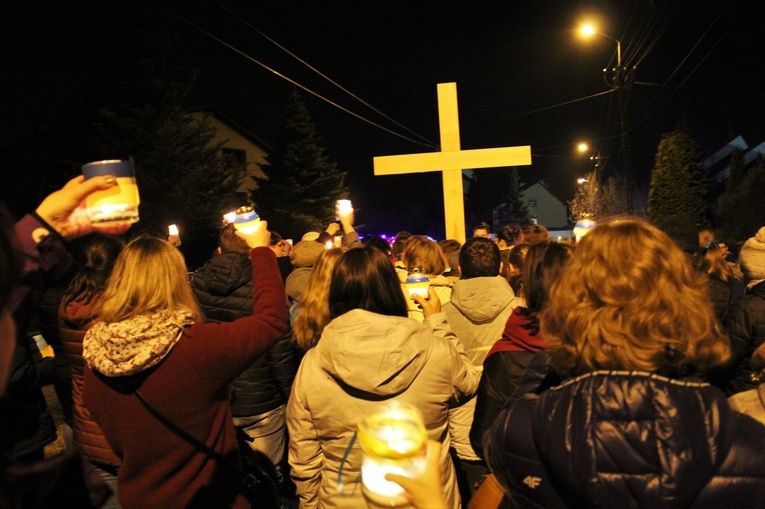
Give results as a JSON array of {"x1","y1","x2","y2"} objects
[{"x1": 132, "y1": 390, "x2": 283, "y2": 509}]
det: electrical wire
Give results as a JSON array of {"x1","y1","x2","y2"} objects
[
  {"x1": 217, "y1": 3, "x2": 437, "y2": 148},
  {"x1": 163, "y1": 7, "x2": 439, "y2": 149}
]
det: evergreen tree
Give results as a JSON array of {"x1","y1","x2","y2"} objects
[
  {"x1": 496, "y1": 168, "x2": 532, "y2": 228},
  {"x1": 719, "y1": 153, "x2": 765, "y2": 242},
  {"x1": 251, "y1": 90, "x2": 348, "y2": 239},
  {"x1": 648, "y1": 123, "x2": 709, "y2": 227},
  {"x1": 91, "y1": 31, "x2": 248, "y2": 265}
]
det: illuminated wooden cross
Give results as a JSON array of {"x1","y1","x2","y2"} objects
[{"x1": 374, "y1": 82, "x2": 532, "y2": 243}]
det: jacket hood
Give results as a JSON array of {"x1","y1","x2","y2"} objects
[
  {"x1": 533, "y1": 371, "x2": 735, "y2": 508},
  {"x1": 196, "y1": 252, "x2": 252, "y2": 296},
  {"x1": 450, "y1": 277, "x2": 516, "y2": 322},
  {"x1": 314, "y1": 309, "x2": 431, "y2": 397}
]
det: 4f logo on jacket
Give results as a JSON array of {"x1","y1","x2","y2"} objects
[{"x1": 523, "y1": 476, "x2": 542, "y2": 489}]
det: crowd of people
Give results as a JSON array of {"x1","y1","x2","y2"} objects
[{"x1": 1, "y1": 176, "x2": 764, "y2": 508}]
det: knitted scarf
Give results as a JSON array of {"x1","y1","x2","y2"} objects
[{"x1": 83, "y1": 309, "x2": 196, "y2": 377}]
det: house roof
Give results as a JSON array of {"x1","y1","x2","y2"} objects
[{"x1": 184, "y1": 106, "x2": 273, "y2": 152}]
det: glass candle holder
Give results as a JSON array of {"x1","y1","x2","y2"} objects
[
  {"x1": 82, "y1": 158, "x2": 139, "y2": 225},
  {"x1": 404, "y1": 273, "x2": 430, "y2": 299},
  {"x1": 224, "y1": 205, "x2": 260, "y2": 234},
  {"x1": 357, "y1": 401, "x2": 427, "y2": 507}
]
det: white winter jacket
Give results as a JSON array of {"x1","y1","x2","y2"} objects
[{"x1": 287, "y1": 309, "x2": 479, "y2": 509}]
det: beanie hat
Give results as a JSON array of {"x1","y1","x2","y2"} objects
[
  {"x1": 290, "y1": 240, "x2": 326, "y2": 268},
  {"x1": 739, "y1": 226, "x2": 765, "y2": 286},
  {"x1": 656, "y1": 214, "x2": 698, "y2": 254}
]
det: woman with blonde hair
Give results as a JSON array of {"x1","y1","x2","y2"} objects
[
  {"x1": 483, "y1": 218, "x2": 765, "y2": 508},
  {"x1": 401, "y1": 235, "x2": 453, "y2": 322},
  {"x1": 291, "y1": 248, "x2": 343, "y2": 351},
  {"x1": 82, "y1": 225, "x2": 287, "y2": 509}
]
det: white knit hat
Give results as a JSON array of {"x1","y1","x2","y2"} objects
[{"x1": 739, "y1": 226, "x2": 765, "y2": 287}]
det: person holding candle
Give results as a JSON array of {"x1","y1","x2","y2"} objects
[
  {"x1": 400, "y1": 236, "x2": 454, "y2": 323},
  {"x1": 82, "y1": 220, "x2": 288, "y2": 508},
  {"x1": 287, "y1": 247, "x2": 479, "y2": 509},
  {"x1": 1, "y1": 174, "x2": 131, "y2": 508}
]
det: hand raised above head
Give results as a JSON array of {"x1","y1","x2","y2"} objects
[
  {"x1": 236, "y1": 220, "x2": 270, "y2": 250},
  {"x1": 35, "y1": 175, "x2": 132, "y2": 239},
  {"x1": 325, "y1": 222, "x2": 340, "y2": 235}
]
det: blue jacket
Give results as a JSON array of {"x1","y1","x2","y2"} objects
[{"x1": 485, "y1": 369, "x2": 765, "y2": 508}]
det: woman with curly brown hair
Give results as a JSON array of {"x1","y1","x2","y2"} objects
[{"x1": 483, "y1": 218, "x2": 765, "y2": 508}]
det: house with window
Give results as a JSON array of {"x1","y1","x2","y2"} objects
[
  {"x1": 187, "y1": 108, "x2": 271, "y2": 203},
  {"x1": 520, "y1": 180, "x2": 571, "y2": 237}
]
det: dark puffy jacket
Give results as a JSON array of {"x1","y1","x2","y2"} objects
[
  {"x1": 723, "y1": 281, "x2": 765, "y2": 395},
  {"x1": 57, "y1": 293, "x2": 121, "y2": 467},
  {"x1": 191, "y1": 251, "x2": 299, "y2": 417},
  {"x1": 484, "y1": 370, "x2": 765, "y2": 509}
]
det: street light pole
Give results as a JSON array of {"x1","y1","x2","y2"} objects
[{"x1": 581, "y1": 25, "x2": 634, "y2": 214}]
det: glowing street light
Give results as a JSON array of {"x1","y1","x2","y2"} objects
[
  {"x1": 577, "y1": 142, "x2": 589, "y2": 153},
  {"x1": 580, "y1": 24, "x2": 621, "y2": 69}
]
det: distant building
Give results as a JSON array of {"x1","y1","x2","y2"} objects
[
  {"x1": 187, "y1": 108, "x2": 271, "y2": 202},
  {"x1": 492, "y1": 179, "x2": 572, "y2": 240},
  {"x1": 705, "y1": 135, "x2": 765, "y2": 184}
]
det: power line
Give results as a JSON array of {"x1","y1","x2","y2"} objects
[
  {"x1": 217, "y1": 3, "x2": 437, "y2": 148},
  {"x1": 164, "y1": 7, "x2": 439, "y2": 149}
]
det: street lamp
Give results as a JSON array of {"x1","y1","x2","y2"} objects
[
  {"x1": 580, "y1": 24, "x2": 622, "y2": 88},
  {"x1": 579, "y1": 22, "x2": 634, "y2": 214}
]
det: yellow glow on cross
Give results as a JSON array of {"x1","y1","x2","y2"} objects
[{"x1": 373, "y1": 83, "x2": 532, "y2": 243}]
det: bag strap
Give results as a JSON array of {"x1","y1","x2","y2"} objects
[
  {"x1": 133, "y1": 391, "x2": 283, "y2": 507},
  {"x1": 133, "y1": 390, "x2": 240, "y2": 474}
]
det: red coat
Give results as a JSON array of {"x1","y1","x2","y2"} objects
[
  {"x1": 83, "y1": 247, "x2": 287, "y2": 509},
  {"x1": 58, "y1": 291, "x2": 121, "y2": 467}
]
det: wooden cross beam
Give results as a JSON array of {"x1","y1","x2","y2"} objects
[{"x1": 374, "y1": 82, "x2": 532, "y2": 243}]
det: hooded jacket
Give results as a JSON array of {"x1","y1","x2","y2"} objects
[
  {"x1": 191, "y1": 251, "x2": 299, "y2": 418},
  {"x1": 484, "y1": 370, "x2": 765, "y2": 509},
  {"x1": 83, "y1": 248, "x2": 287, "y2": 509},
  {"x1": 441, "y1": 276, "x2": 521, "y2": 461},
  {"x1": 287, "y1": 309, "x2": 479, "y2": 509}
]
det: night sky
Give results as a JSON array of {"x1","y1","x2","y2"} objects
[{"x1": 2, "y1": 1, "x2": 764, "y2": 238}]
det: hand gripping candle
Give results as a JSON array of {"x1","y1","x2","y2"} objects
[{"x1": 357, "y1": 401, "x2": 428, "y2": 507}]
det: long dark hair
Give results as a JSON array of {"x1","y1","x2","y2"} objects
[
  {"x1": 329, "y1": 247, "x2": 408, "y2": 319},
  {"x1": 62, "y1": 233, "x2": 123, "y2": 307},
  {"x1": 521, "y1": 241, "x2": 574, "y2": 334}
]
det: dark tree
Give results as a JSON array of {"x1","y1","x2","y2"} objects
[
  {"x1": 91, "y1": 31, "x2": 248, "y2": 266},
  {"x1": 251, "y1": 90, "x2": 347, "y2": 239},
  {"x1": 648, "y1": 123, "x2": 709, "y2": 227},
  {"x1": 495, "y1": 168, "x2": 532, "y2": 228}
]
